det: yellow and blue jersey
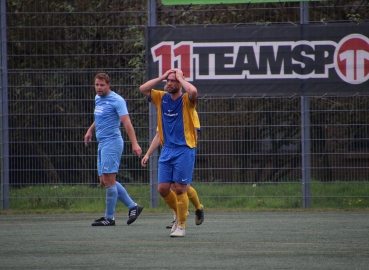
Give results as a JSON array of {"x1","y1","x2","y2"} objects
[
  {"x1": 150, "y1": 89, "x2": 197, "y2": 148},
  {"x1": 156, "y1": 108, "x2": 200, "y2": 142},
  {"x1": 192, "y1": 110, "x2": 200, "y2": 131}
]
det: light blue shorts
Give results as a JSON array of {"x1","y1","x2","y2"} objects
[
  {"x1": 97, "y1": 138, "x2": 123, "y2": 176},
  {"x1": 158, "y1": 145, "x2": 195, "y2": 185}
]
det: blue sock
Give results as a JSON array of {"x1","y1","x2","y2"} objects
[
  {"x1": 116, "y1": 182, "x2": 135, "y2": 209},
  {"x1": 105, "y1": 186, "x2": 118, "y2": 220}
]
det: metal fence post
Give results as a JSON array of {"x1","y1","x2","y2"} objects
[
  {"x1": 301, "y1": 96, "x2": 311, "y2": 208},
  {"x1": 0, "y1": 0, "x2": 10, "y2": 210},
  {"x1": 148, "y1": 0, "x2": 159, "y2": 207},
  {"x1": 300, "y1": 2, "x2": 311, "y2": 207}
]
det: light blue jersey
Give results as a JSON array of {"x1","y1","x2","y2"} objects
[{"x1": 94, "y1": 91, "x2": 128, "y2": 143}]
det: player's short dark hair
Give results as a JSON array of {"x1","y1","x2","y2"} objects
[{"x1": 94, "y1": 73, "x2": 110, "y2": 84}]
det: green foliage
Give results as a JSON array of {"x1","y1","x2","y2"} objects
[
  {"x1": 6, "y1": 0, "x2": 150, "y2": 186},
  {"x1": 347, "y1": 13, "x2": 362, "y2": 23},
  {"x1": 5, "y1": 181, "x2": 369, "y2": 213},
  {"x1": 5, "y1": 1, "x2": 369, "y2": 188}
]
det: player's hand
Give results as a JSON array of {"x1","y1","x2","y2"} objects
[
  {"x1": 163, "y1": 69, "x2": 176, "y2": 79},
  {"x1": 132, "y1": 144, "x2": 142, "y2": 157},
  {"x1": 141, "y1": 155, "x2": 149, "y2": 167},
  {"x1": 84, "y1": 132, "x2": 92, "y2": 146},
  {"x1": 173, "y1": 68, "x2": 184, "y2": 80}
]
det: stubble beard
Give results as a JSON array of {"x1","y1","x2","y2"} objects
[
  {"x1": 168, "y1": 86, "x2": 180, "y2": 95},
  {"x1": 96, "y1": 88, "x2": 109, "y2": 97}
]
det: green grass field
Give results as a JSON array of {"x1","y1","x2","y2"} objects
[
  {"x1": 1, "y1": 211, "x2": 368, "y2": 269},
  {"x1": 2, "y1": 181, "x2": 368, "y2": 214},
  {"x1": 2, "y1": 182, "x2": 368, "y2": 269}
]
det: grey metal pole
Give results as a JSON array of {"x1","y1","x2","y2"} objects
[
  {"x1": 0, "y1": 0, "x2": 10, "y2": 210},
  {"x1": 301, "y1": 96, "x2": 311, "y2": 208},
  {"x1": 148, "y1": 0, "x2": 156, "y2": 26},
  {"x1": 300, "y1": 2, "x2": 311, "y2": 208},
  {"x1": 147, "y1": 0, "x2": 159, "y2": 207},
  {"x1": 300, "y1": 1, "x2": 309, "y2": 24}
]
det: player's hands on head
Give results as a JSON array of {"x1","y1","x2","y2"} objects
[
  {"x1": 163, "y1": 68, "x2": 185, "y2": 80},
  {"x1": 173, "y1": 68, "x2": 184, "y2": 80},
  {"x1": 163, "y1": 69, "x2": 175, "y2": 80}
]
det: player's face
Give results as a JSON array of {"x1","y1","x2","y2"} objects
[
  {"x1": 95, "y1": 78, "x2": 110, "y2": 97},
  {"x1": 166, "y1": 73, "x2": 181, "y2": 95}
]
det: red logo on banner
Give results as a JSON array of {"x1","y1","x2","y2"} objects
[
  {"x1": 151, "y1": 42, "x2": 193, "y2": 81},
  {"x1": 334, "y1": 34, "x2": 369, "y2": 84}
]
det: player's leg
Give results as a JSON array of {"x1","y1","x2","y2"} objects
[
  {"x1": 159, "y1": 183, "x2": 177, "y2": 213},
  {"x1": 102, "y1": 174, "x2": 118, "y2": 220},
  {"x1": 165, "y1": 184, "x2": 189, "y2": 229},
  {"x1": 109, "y1": 139, "x2": 143, "y2": 224},
  {"x1": 158, "y1": 148, "x2": 178, "y2": 217},
  {"x1": 91, "y1": 173, "x2": 117, "y2": 226},
  {"x1": 115, "y1": 181, "x2": 144, "y2": 225},
  {"x1": 165, "y1": 184, "x2": 177, "y2": 229},
  {"x1": 187, "y1": 185, "x2": 201, "y2": 209},
  {"x1": 170, "y1": 183, "x2": 189, "y2": 237},
  {"x1": 187, "y1": 185, "x2": 204, "y2": 225},
  {"x1": 166, "y1": 213, "x2": 177, "y2": 229},
  {"x1": 92, "y1": 141, "x2": 119, "y2": 226},
  {"x1": 159, "y1": 183, "x2": 178, "y2": 232},
  {"x1": 158, "y1": 151, "x2": 177, "y2": 229},
  {"x1": 170, "y1": 146, "x2": 195, "y2": 237},
  {"x1": 116, "y1": 181, "x2": 135, "y2": 209}
]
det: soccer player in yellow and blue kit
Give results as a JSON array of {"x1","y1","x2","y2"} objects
[
  {"x1": 141, "y1": 109, "x2": 204, "y2": 229},
  {"x1": 85, "y1": 73, "x2": 143, "y2": 226},
  {"x1": 139, "y1": 68, "x2": 199, "y2": 237}
]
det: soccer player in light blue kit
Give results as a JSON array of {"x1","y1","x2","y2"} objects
[{"x1": 84, "y1": 73, "x2": 143, "y2": 226}]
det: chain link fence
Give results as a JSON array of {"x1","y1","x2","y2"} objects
[{"x1": 1, "y1": 0, "x2": 369, "y2": 210}]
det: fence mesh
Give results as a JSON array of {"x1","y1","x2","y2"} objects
[{"x1": 2, "y1": 0, "x2": 369, "y2": 210}]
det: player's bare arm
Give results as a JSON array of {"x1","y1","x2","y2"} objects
[
  {"x1": 120, "y1": 115, "x2": 142, "y2": 157},
  {"x1": 174, "y1": 68, "x2": 198, "y2": 101},
  {"x1": 139, "y1": 69, "x2": 177, "y2": 97},
  {"x1": 84, "y1": 122, "x2": 95, "y2": 146},
  {"x1": 141, "y1": 133, "x2": 161, "y2": 167}
]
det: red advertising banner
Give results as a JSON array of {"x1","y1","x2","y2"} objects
[{"x1": 145, "y1": 24, "x2": 369, "y2": 96}]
